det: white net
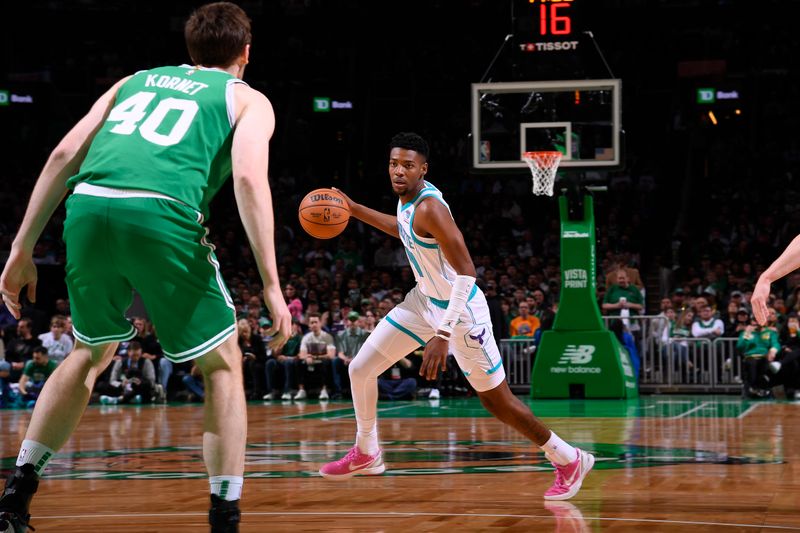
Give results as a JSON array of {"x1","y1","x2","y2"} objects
[{"x1": 522, "y1": 151, "x2": 562, "y2": 196}]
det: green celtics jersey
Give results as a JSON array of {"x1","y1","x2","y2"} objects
[{"x1": 67, "y1": 65, "x2": 247, "y2": 219}]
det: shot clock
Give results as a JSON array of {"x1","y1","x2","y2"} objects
[{"x1": 514, "y1": 0, "x2": 582, "y2": 53}]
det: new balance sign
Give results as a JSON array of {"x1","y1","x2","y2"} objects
[
  {"x1": 550, "y1": 345, "x2": 601, "y2": 374},
  {"x1": 558, "y1": 344, "x2": 595, "y2": 364}
]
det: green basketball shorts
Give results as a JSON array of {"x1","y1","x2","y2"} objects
[{"x1": 62, "y1": 192, "x2": 236, "y2": 362}]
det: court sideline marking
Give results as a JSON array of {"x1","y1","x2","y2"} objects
[
  {"x1": 34, "y1": 510, "x2": 800, "y2": 530},
  {"x1": 670, "y1": 402, "x2": 711, "y2": 419}
]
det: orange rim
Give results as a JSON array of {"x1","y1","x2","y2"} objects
[{"x1": 522, "y1": 151, "x2": 562, "y2": 158}]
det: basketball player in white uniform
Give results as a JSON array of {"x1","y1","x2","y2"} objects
[{"x1": 319, "y1": 132, "x2": 594, "y2": 500}]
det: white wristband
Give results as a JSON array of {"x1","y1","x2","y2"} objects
[{"x1": 437, "y1": 275, "x2": 476, "y2": 334}]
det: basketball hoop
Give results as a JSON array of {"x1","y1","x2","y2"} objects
[{"x1": 522, "y1": 151, "x2": 562, "y2": 197}]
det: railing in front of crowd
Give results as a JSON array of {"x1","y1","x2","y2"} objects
[{"x1": 499, "y1": 315, "x2": 746, "y2": 394}]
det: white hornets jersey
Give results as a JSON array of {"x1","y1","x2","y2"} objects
[{"x1": 396, "y1": 181, "x2": 477, "y2": 308}]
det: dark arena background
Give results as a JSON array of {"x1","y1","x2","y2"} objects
[{"x1": 2, "y1": 1, "x2": 800, "y2": 531}]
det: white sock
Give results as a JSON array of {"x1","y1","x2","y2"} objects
[
  {"x1": 349, "y1": 340, "x2": 397, "y2": 456},
  {"x1": 17, "y1": 439, "x2": 56, "y2": 475},
  {"x1": 210, "y1": 476, "x2": 243, "y2": 501},
  {"x1": 540, "y1": 431, "x2": 578, "y2": 466},
  {"x1": 356, "y1": 427, "x2": 380, "y2": 456}
]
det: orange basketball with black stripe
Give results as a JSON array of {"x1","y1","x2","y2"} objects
[{"x1": 298, "y1": 188, "x2": 350, "y2": 239}]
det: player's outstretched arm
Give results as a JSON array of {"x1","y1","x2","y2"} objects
[
  {"x1": 331, "y1": 187, "x2": 399, "y2": 238},
  {"x1": 753, "y1": 233, "x2": 800, "y2": 325},
  {"x1": 231, "y1": 85, "x2": 291, "y2": 349},
  {"x1": 0, "y1": 76, "x2": 129, "y2": 317}
]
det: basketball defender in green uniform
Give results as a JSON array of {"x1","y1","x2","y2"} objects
[{"x1": 0, "y1": 3, "x2": 290, "y2": 532}]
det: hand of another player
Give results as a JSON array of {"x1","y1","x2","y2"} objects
[
  {"x1": 0, "y1": 250, "x2": 37, "y2": 319},
  {"x1": 262, "y1": 285, "x2": 292, "y2": 351},
  {"x1": 420, "y1": 337, "x2": 448, "y2": 381},
  {"x1": 751, "y1": 276, "x2": 771, "y2": 326}
]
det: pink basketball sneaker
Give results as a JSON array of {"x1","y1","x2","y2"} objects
[
  {"x1": 543, "y1": 448, "x2": 595, "y2": 500},
  {"x1": 319, "y1": 447, "x2": 385, "y2": 480}
]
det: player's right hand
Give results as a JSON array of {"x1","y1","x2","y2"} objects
[
  {"x1": 751, "y1": 276, "x2": 771, "y2": 326},
  {"x1": 331, "y1": 187, "x2": 356, "y2": 211},
  {"x1": 0, "y1": 250, "x2": 37, "y2": 320},
  {"x1": 263, "y1": 284, "x2": 292, "y2": 351}
]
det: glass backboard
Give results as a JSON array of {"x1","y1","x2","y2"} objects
[{"x1": 471, "y1": 79, "x2": 621, "y2": 170}]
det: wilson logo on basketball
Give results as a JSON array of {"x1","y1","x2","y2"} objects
[{"x1": 309, "y1": 193, "x2": 344, "y2": 205}]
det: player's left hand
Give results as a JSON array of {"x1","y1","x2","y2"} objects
[
  {"x1": 0, "y1": 250, "x2": 37, "y2": 320},
  {"x1": 420, "y1": 337, "x2": 448, "y2": 381}
]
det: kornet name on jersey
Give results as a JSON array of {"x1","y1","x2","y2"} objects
[
  {"x1": 396, "y1": 181, "x2": 463, "y2": 302},
  {"x1": 67, "y1": 65, "x2": 248, "y2": 219}
]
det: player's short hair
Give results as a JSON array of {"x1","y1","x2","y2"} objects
[
  {"x1": 185, "y1": 2, "x2": 251, "y2": 67},
  {"x1": 389, "y1": 132, "x2": 429, "y2": 160}
]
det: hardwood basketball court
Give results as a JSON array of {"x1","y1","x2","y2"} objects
[{"x1": 2, "y1": 395, "x2": 799, "y2": 532}]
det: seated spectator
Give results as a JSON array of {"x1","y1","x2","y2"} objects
[
  {"x1": 2, "y1": 318, "x2": 41, "y2": 381},
  {"x1": 238, "y1": 318, "x2": 267, "y2": 400},
  {"x1": 722, "y1": 301, "x2": 743, "y2": 337},
  {"x1": 736, "y1": 319, "x2": 780, "y2": 398},
  {"x1": 99, "y1": 342, "x2": 156, "y2": 404},
  {"x1": 362, "y1": 310, "x2": 377, "y2": 333},
  {"x1": 264, "y1": 320, "x2": 304, "y2": 400},
  {"x1": 333, "y1": 311, "x2": 367, "y2": 399},
  {"x1": 771, "y1": 313, "x2": 800, "y2": 398},
  {"x1": 691, "y1": 305, "x2": 724, "y2": 340},
  {"x1": 131, "y1": 317, "x2": 166, "y2": 400},
  {"x1": 765, "y1": 307, "x2": 782, "y2": 333},
  {"x1": 377, "y1": 356, "x2": 417, "y2": 401},
  {"x1": 729, "y1": 290, "x2": 747, "y2": 313},
  {"x1": 377, "y1": 298, "x2": 395, "y2": 319},
  {"x1": 18, "y1": 347, "x2": 57, "y2": 408},
  {"x1": 294, "y1": 312, "x2": 336, "y2": 400},
  {"x1": 509, "y1": 302, "x2": 540, "y2": 338},
  {"x1": 661, "y1": 308, "x2": 694, "y2": 374},
  {"x1": 182, "y1": 362, "x2": 205, "y2": 401},
  {"x1": 37, "y1": 315, "x2": 73, "y2": 365},
  {"x1": 650, "y1": 298, "x2": 673, "y2": 345},
  {"x1": 284, "y1": 284, "x2": 304, "y2": 322}
]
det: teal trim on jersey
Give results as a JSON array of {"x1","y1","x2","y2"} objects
[
  {"x1": 409, "y1": 209, "x2": 438, "y2": 249},
  {"x1": 414, "y1": 192, "x2": 447, "y2": 208},
  {"x1": 436, "y1": 248, "x2": 450, "y2": 281},
  {"x1": 404, "y1": 248, "x2": 424, "y2": 278},
  {"x1": 385, "y1": 315, "x2": 425, "y2": 347},
  {"x1": 486, "y1": 359, "x2": 503, "y2": 375},
  {"x1": 428, "y1": 284, "x2": 479, "y2": 309},
  {"x1": 402, "y1": 183, "x2": 434, "y2": 210}
]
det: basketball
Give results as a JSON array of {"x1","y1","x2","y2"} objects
[{"x1": 298, "y1": 188, "x2": 350, "y2": 239}]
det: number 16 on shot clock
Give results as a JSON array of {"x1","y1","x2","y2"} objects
[{"x1": 531, "y1": 0, "x2": 574, "y2": 37}]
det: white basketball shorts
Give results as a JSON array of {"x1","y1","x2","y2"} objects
[{"x1": 367, "y1": 286, "x2": 506, "y2": 392}]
